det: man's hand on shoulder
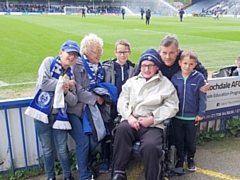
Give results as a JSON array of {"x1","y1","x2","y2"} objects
[{"x1": 200, "y1": 80, "x2": 210, "y2": 93}]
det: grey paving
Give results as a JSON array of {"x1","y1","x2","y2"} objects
[{"x1": 27, "y1": 137, "x2": 240, "y2": 180}]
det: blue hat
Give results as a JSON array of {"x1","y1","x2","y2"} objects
[
  {"x1": 139, "y1": 48, "x2": 161, "y2": 68},
  {"x1": 61, "y1": 40, "x2": 80, "y2": 56}
]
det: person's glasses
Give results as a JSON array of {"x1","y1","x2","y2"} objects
[
  {"x1": 91, "y1": 49, "x2": 103, "y2": 55},
  {"x1": 141, "y1": 64, "x2": 156, "y2": 69},
  {"x1": 116, "y1": 51, "x2": 129, "y2": 55},
  {"x1": 67, "y1": 52, "x2": 79, "y2": 58}
]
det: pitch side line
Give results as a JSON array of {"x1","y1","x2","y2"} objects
[
  {"x1": 127, "y1": 164, "x2": 240, "y2": 180},
  {"x1": 133, "y1": 29, "x2": 240, "y2": 43},
  {"x1": 0, "y1": 81, "x2": 36, "y2": 87},
  {"x1": 197, "y1": 167, "x2": 240, "y2": 180}
]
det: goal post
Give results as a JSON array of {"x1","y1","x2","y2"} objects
[{"x1": 63, "y1": 6, "x2": 87, "y2": 15}]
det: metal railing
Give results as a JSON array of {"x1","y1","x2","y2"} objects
[{"x1": 0, "y1": 96, "x2": 239, "y2": 174}]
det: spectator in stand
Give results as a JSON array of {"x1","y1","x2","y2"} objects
[
  {"x1": 99, "y1": 39, "x2": 136, "y2": 174},
  {"x1": 232, "y1": 55, "x2": 240, "y2": 76},
  {"x1": 121, "y1": 7, "x2": 125, "y2": 20},
  {"x1": 171, "y1": 50, "x2": 207, "y2": 171},
  {"x1": 140, "y1": 8, "x2": 144, "y2": 19},
  {"x1": 179, "y1": 8, "x2": 185, "y2": 22},
  {"x1": 145, "y1": 9, "x2": 151, "y2": 25}
]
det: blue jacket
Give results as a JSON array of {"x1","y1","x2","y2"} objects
[
  {"x1": 171, "y1": 70, "x2": 207, "y2": 118},
  {"x1": 83, "y1": 82, "x2": 118, "y2": 142}
]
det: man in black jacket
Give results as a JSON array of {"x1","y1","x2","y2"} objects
[
  {"x1": 179, "y1": 8, "x2": 185, "y2": 22},
  {"x1": 121, "y1": 8, "x2": 125, "y2": 20},
  {"x1": 158, "y1": 35, "x2": 208, "y2": 80},
  {"x1": 140, "y1": 8, "x2": 144, "y2": 19},
  {"x1": 135, "y1": 34, "x2": 208, "y2": 85},
  {"x1": 145, "y1": 9, "x2": 151, "y2": 24},
  {"x1": 156, "y1": 34, "x2": 210, "y2": 165}
]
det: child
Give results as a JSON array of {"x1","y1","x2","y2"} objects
[
  {"x1": 100, "y1": 39, "x2": 136, "y2": 174},
  {"x1": 232, "y1": 55, "x2": 240, "y2": 76},
  {"x1": 171, "y1": 50, "x2": 207, "y2": 172}
]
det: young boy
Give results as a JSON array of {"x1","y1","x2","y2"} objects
[
  {"x1": 100, "y1": 39, "x2": 136, "y2": 173},
  {"x1": 232, "y1": 55, "x2": 240, "y2": 76},
  {"x1": 171, "y1": 50, "x2": 207, "y2": 172}
]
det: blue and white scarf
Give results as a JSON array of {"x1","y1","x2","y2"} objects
[
  {"x1": 81, "y1": 54, "x2": 105, "y2": 140},
  {"x1": 81, "y1": 54, "x2": 104, "y2": 91},
  {"x1": 25, "y1": 57, "x2": 73, "y2": 130}
]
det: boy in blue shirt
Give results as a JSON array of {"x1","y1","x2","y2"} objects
[{"x1": 171, "y1": 50, "x2": 207, "y2": 172}]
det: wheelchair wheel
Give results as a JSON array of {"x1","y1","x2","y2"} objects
[{"x1": 169, "y1": 145, "x2": 177, "y2": 169}]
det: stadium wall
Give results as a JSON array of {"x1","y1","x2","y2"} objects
[
  {"x1": 1, "y1": 76, "x2": 240, "y2": 174},
  {"x1": 1, "y1": 12, "x2": 240, "y2": 17}
]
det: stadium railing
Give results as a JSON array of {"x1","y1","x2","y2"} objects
[
  {"x1": 0, "y1": 98, "x2": 75, "y2": 175},
  {"x1": 1, "y1": 76, "x2": 240, "y2": 175}
]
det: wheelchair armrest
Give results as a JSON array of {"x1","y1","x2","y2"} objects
[
  {"x1": 114, "y1": 115, "x2": 122, "y2": 124},
  {"x1": 164, "y1": 119, "x2": 171, "y2": 126}
]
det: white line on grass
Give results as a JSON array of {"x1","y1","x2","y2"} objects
[
  {"x1": 133, "y1": 29, "x2": 240, "y2": 43},
  {"x1": 0, "y1": 81, "x2": 36, "y2": 87},
  {"x1": 133, "y1": 29, "x2": 169, "y2": 34}
]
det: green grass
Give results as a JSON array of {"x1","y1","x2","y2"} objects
[{"x1": 0, "y1": 14, "x2": 240, "y2": 85}]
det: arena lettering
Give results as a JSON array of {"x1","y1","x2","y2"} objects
[
  {"x1": 231, "y1": 81, "x2": 240, "y2": 87},
  {"x1": 209, "y1": 82, "x2": 231, "y2": 91}
]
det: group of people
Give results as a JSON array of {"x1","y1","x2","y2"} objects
[
  {"x1": 121, "y1": 7, "x2": 151, "y2": 25},
  {"x1": 139, "y1": 8, "x2": 151, "y2": 24},
  {"x1": 25, "y1": 34, "x2": 209, "y2": 180}
]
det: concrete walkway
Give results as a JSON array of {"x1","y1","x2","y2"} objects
[{"x1": 28, "y1": 136, "x2": 240, "y2": 180}]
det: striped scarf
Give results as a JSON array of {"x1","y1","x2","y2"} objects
[{"x1": 25, "y1": 57, "x2": 73, "y2": 130}]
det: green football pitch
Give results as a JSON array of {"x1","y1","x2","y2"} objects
[{"x1": 0, "y1": 14, "x2": 240, "y2": 85}]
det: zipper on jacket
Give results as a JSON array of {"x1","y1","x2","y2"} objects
[
  {"x1": 121, "y1": 66, "x2": 124, "y2": 81},
  {"x1": 182, "y1": 79, "x2": 187, "y2": 116}
]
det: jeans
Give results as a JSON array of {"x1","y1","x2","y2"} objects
[
  {"x1": 68, "y1": 113, "x2": 98, "y2": 180},
  {"x1": 34, "y1": 114, "x2": 71, "y2": 179}
]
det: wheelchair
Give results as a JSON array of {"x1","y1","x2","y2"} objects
[
  {"x1": 111, "y1": 116, "x2": 185, "y2": 180},
  {"x1": 212, "y1": 65, "x2": 237, "y2": 78}
]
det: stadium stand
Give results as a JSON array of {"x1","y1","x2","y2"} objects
[
  {"x1": 185, "y1": 0, "x2": 221, "y2": 15},
  {"x1": 0, "y1": 0, "x2": 239, "y2": 16}
]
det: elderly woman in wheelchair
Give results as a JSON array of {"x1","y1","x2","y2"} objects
[{"x1": 110, "y1": 49, "x2": 179, "y2": 180}]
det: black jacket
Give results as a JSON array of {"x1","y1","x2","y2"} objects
[
  {"x1": 160, "y1": 50, "x2": 208, "y2": 80},
  {"x1": 134, "y1": 50, "x2": 208, "y2": 80}
]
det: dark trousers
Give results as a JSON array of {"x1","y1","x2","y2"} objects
[
  {"x1": 113, "y1": 121, "x2": 163, "y2": 180},
  {"x1": 146, "y1": 17, "x2": 150, "y2": 24},
  {"x1": 172, "y1": 117, "x2": 197, "y2": 161},
  {"x1": 180, "y1": 15, "x2": 183, "y2": 22},
  {"x1": 101, "y1": 135, "x2": 112, "y2": 161}
]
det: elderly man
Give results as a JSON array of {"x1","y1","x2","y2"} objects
[{"x1": 111, "y1": 48, "x2": 179, "y2": 180}]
